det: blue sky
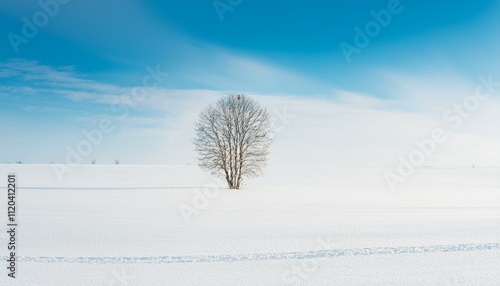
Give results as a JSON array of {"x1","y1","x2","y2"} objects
[{"x1": 1, "y1": 0, "x2": 500, "y2": 167}]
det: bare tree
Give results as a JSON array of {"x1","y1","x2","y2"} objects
[{"x1": 194, "y1": 94, "x2": 273, "y2": 189}]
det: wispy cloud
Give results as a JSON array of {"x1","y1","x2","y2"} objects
[
  {"x1": 1, "y1": 59, "x2": 499, "y2": 167},
  {"x1": 173, "y1": 43, "x2": 335, "y2": 94}
]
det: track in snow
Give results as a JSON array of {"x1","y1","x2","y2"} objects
[{"x1": 5, "y1": 243, "x2": 500, "y2": 264}]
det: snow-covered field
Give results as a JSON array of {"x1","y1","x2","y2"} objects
[{"x1": 0, "y1": 164, "x2": 499, "y2": 285}]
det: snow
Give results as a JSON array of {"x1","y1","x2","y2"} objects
[{"x1": 0, "y1": 164, "x2": 499, "y2": 285}]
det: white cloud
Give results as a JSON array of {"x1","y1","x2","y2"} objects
[
  {"x1": 2, "y1": 60, "x2": 499, "y2": 167},
  {"x1": 379, "y1": 69, "x2": 479, "y2": 114},
  {"x1": 100, "y1": 88, "x2": 500, "y2": 168},
  {"x1": 178, "y1": 45, "x2": 333, "y2": 94}
]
